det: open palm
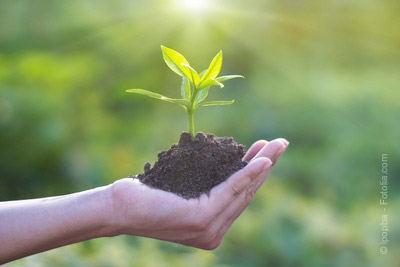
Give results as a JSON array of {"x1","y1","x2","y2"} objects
[{"x1": 111, "y1": 138, "x2": 288, "y2": 250}]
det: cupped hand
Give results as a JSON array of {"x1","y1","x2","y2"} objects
[{"x1": 111, "y1": 138, "x2": 289, "y2": 250}]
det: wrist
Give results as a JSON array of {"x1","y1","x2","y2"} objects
[
  {"x1": 98, "y1": 183, "x2": 121, "y2": 237},
  {"x1": 108, "y1": 179, "x2": 132, "y2": 236},
  {"x1": 109, "y1": 178, "x2": 146, "y2": 236},
  {"x1": 83, "y1": 184, "x2": 121, "y2": 238}
]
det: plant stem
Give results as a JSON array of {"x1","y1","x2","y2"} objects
[
  {"x1": 188, "y1": 110, "x2": 195, "y2": 137},
  {"x1": 187, "y1": 82, "x2": 198, "y2": 138}
]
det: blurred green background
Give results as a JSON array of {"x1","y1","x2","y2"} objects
[{"x1": 1, "y1": 0, "x2": 399, "y2": 266}]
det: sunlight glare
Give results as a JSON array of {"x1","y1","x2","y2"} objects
[{"x1": 179, "y1": 0, "x2": 209, "y2": 13}]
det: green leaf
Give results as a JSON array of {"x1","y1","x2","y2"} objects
[
  {"x1": 197, "y1": 79, "x2": 224, "y2": 90},
  {"x1": 194, "y1": 87, "x2": 210, "y2": 106},
  {"x1": 181, "y1": 63, "x2": 200, "y2": 86},
  {"x1": 126, "y1": 89, "x2": 190, "y2": 107},
  {"x1": 197, "y1": 100, "x2": 235, "y2": 108},
  {"x1": 180, "y1": 77, "x2": 191, "y2": 101},
  {"x1": 216, "y1": 75, "x2": 244, "y2": 83},
  {"x1": 160, "y1": 45, "x2": 191, "y2": 78},
  {"x1": 199, "y1": 69, "x2": 207, "y2": 78},
  {"x1": 199, "y1": 50, "x2": 223, "y2": 84}
]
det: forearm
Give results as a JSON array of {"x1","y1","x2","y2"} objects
[{"x1": 0, "y1": 184, "x2": 116, "y2": 264}]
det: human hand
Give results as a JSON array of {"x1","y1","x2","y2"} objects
[{"x1": 111, "y1": 138, "x2": 289, "y2": 250}]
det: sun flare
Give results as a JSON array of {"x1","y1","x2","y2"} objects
[{"x1": 178, "y1": 0, "x2": 209, "y2": 13}]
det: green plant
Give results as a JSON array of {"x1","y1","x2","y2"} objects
[{"x1": 126, "y1": 46, "x2": 243, "y2": 137}]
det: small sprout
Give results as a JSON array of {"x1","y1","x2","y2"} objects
[{"x1": 126, "y1": 45, "x2": 244, "y2": 137}]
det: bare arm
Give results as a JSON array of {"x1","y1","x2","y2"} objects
[
  {"x1": 0, "y1": 138, "x2": 288, "y2": 264},
  {"x1": 0, "y1": 185, "x2": 115, "y2": 263}
]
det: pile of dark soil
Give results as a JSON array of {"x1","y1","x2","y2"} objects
[{"x1": 130, "y1": 132, "x2": 247, "y2": 199}]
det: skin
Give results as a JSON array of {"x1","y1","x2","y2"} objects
[{"x1": 0, "y1": 138, "x2": 288, "y2": 264}]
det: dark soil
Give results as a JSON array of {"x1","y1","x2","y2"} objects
[{"x1": 130, "y1": 132, "x2": 247, "y2": 199}]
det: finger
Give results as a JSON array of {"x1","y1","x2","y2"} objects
[
  {"x1": 211, "y1": 162, "x2": 274, "y2": 242},
  {"x1": 208, "y1": 157, "x2": 272, "y2": 214},
  {"x1": 221, "y1": 161, "x2": 273, "y2": 220},
  {"x1": 242, "y1": 140, "x2": 268, "y2": 162},
  {"x1": 252, "y1": 138, "x2": 289, "y2": 165},
  {"x1": 208, "y1": 140, "x2": 289, "y2": 244},
  {"x1": 214, "y1": 140, "x2": 287, "y2": 213},
  {"x1": 213, "y1": 140, "x2": 289, "y2": 233}
]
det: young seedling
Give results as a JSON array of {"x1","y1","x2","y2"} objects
[{"x1": 126, "y1": 45, "x2": 243, "y2": 137}]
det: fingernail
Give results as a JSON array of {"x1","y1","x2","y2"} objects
[
  {"x1": 263, "y1": 159, "x2": 273, "y2": 171},
  {"x1": 277, "y1": 140, "x2": 289, "y2": 156},
  {"x1": 281, "y1": 139, "x2": 289, "y2": 147}
]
